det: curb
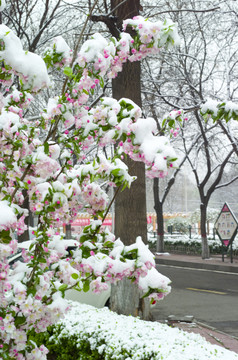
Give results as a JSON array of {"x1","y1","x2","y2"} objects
[
  {"x1": 195, "y1": 321, "x2": 238, "y2": 341},
  {"x1": 155, "y1": 257, "x2": 238, "y2": 273}
]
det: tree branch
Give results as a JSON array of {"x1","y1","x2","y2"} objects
[{"x1": 151, "y1": 7, "x2": 220, "y2": 17}]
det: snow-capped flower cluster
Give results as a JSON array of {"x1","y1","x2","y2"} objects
[
  {"x1": 0, "y1": 25, "x2": 50, "y2": 91},
  {"x1": 201, "y1": 98, "x2": 238, "y2": 122},
  {"x1": 77, "y1": 16, "x2": 180, "y2": 80},
  {"x1": 43, "y1": 36, "x2": 72, "y2": 68}
]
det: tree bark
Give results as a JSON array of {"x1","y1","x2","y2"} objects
[
  {"x1": 113, "y1": 62, "x2": 147, "y2": 244},
  {"x1": 200, "y1": 203, "x2": 210, "y2": 259},
  {"x1": 109, "y1": 0, "x2": 150, "y2": 319},
  {"x1": 153, "y1": 178, "x2": 164, "y2": 253},
  {"x1": 65, "y1": 224, "x2": 72, "y2": 239},
  {"x1": 18, "y1": 189, "x2": 30, "y2": 243}
]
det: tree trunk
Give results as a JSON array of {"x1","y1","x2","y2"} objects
[
  {"x1": 156, "y1": 209, "x2": 164, "y2": 253},
  {"x1": 153, "y1": 178, "x2": 164, "y2": 253},
  {"x1": 109, "y1": 0, "x2": 150, "y2": 319},
  {"x1": 200, "y1": 203, "x2": 210, "y2": 259},
  {"x1": 112, "y1": 61, "x2": 147, "y2": 244},
  {"x1": 110, "y1": 278, "x2": 151, "y2": 319},
  {"x1": 65, "y1": 224, "x2": 72, "y2": 239},
  {"x1": 18, "y1": 189, "x2": 30, "y2": 243}
]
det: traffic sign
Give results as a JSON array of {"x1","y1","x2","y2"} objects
[{"x1": 214, "y1": 202, "x2": 238, "y2": 262}]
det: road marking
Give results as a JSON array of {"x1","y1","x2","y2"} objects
[{"x1": 186, "y1": 287, "x2": 227, "y2": 295}]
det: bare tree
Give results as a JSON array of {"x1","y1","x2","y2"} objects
[
  {"x1": 2, "y1": 1, "x2": 82, "y2": 51},
  {"x1": 140, "y1": 0, "x2": 238, "y2": 258},
  {"x1": 182, "y1": 111, "x2": 238, "y2": 258}
]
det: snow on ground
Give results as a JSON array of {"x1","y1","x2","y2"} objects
[{"x1": 54, "y1": 301, "x2": 238, "y2": 360}]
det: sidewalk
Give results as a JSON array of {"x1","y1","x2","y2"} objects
[
  {"x1": 153, "y1": 252, "x2": 238, "y2": 354},
  {"x1": 155, "y1": 252, "x2": 238, "y2": 273}
]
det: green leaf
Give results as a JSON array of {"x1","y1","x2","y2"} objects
[
  {"x1": 15, "y1": 316, "x2": 26, "y2": 326},
  {"x1": 71, "y1": 273, "x2": 79, "y2": 280},
  {"x1": 101, "y1": 125, "x2": 110, "y2": 131},
  {"x1": 27, "y1": 286, "x2": 37, "y2": 296},
  {"x1": 59, "y1": 284, "x2": 68, "y2": 292},
  {"x1": 121, "y1": 181, "x2": 129, "y2": 191},
  {"x1": 99, "y1": 77, "x2": 104, "y2": 88},
  {"x1": 110, "y1": 37, "x2": 117, "y2": 46},
  {"x1": 44, "y1": 142, "x2": 49, "y2": 155},
  {"x1": 29, "y1": 242, "x2": 35, "y2": 251},
  {"x1": 63, "y1": 67, "x2": 73, "y2": 78},
  {"x1": 83, "y1": 280, "x2": 90, "y2": 292},
  {"x1": 103, "y1": 241, "x2": 113, "y2": 248},
  {"x1": 0, "y1": 229, "x2": 12, "y2": 243},
  {"x1": 161, "y1": 118, "x2": 167, "y2": 127},
  {"x1": 168, "y1": 120, "x2": 175, "y2": 127},
  {"x1": 111, "y1": 168, "x2": 121, "y2": 176}
]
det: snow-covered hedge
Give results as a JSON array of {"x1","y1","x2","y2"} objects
[
  {"x1": 148, "y1": 233, "x2": 238, "y2": 254},
  {"x1": 31, "y1": 301, "x2": 238, "y2": 360}
]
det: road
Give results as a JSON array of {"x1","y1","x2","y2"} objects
[{"x1": 152, "y1": 264, "x2": 238, "y2": 337}]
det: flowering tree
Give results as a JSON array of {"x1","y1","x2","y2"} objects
[{"x1": 0, "y1": 1, "x2": 183, "y2": 358}]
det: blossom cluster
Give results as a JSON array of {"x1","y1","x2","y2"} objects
[
  {"x1": 77, "y1": 16, "x2": 180, "y2": 80},
  {"x1": 0, "y1": 11, "x2": 180, "y2": 360}
]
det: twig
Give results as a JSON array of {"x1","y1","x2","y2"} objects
[{"x1": 61, "y1": 0, "x2": 99, "y2": 96}]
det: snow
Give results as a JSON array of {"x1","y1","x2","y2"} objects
[
  {"x1": 47, "y1": 292, "x2": 69, "y2": 313},
  {"x1": 201, "y1": 99, "x2": 219, "y2": 116},
  {"x1": 0, "y1": 110, "x2": 21, "y2": 133},
  {"x1": 0, "y1": 201, "x2": 17, "y2": 227},
  {"x1": 149, "y1": 233, "x2": 238, "y2": 252},
  {"x1": 79, "y1": 33, "x2": 111, "y2": 63},
  {"x1": 131, "y1": 117, "x2": 157, "y2": 145},
  {"x1": 201, "y1": 98, "x2": 238, "y2": 119},
  {"x1": 0, "y1": 0, "x2": 6, "y2": 12},
  {"x1": 156, "y1": 252, "x2": 171, "y2": 256},
  {"x1": 138, "y1": 266, "x2": 171, "y2": 293},
  {"x1": 52, "y1": 36, "x2": 71, "y2": 61},
  {"x1": 224, "y1": 101, "x2": 238, "y2": 113},
  {"x1": 0, "y1": 24, "x2": 50, "y2": 91},
  {"x1": 52, "y1": 301, "x2": 238, "y2": 360}
]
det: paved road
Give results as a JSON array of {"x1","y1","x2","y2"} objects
[{"x1": 152, "y1": 264, "x2": 238, "y2": 337}]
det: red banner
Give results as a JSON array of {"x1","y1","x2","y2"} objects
[
  {"x1": 71, "y1": 218, "x2": 90, "y2": 226},
  {"x1": 147, "y1": 216, "x2": 152, "y2": 224},
  {"x1": 70, "y1": 216, "x2": 151, "y2": 227}
]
